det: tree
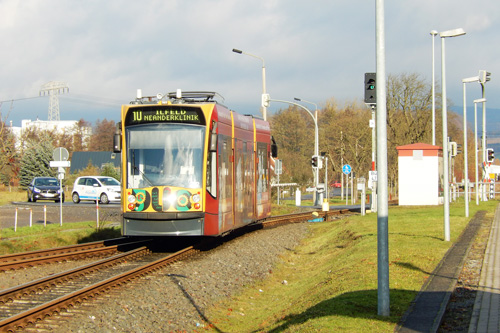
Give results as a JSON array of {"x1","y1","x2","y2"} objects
[
  {"x1": 270, "y1": 106, "x2": 313, "y2": 184},
  {"x1": 0, "y1": 121, "x2": 18, "y2": 186},
  {"x1": 320, "y1": 99, "x2": 372, "y2": 184},
  {"x1": 18, "y1": 133, "x2": 55, "y2": 189},
  {"x1": 386, "y1": 73, "x2": 434, "y2": 146},
  {"x1": 71, "y1": 119, "x2": 92, "y2": 152},
  {"x1": 88, "y1": 119, "x2": 116, "y2": 151},
  {"x1": 0, "y1": 102, "x2": 18, "y2": 187},
  {"x1": 101, "y1": 163, "x2": 120, "y2": 180},
  {"x1": 386, "y1": 73, "x2": 435, "y2": 193}
]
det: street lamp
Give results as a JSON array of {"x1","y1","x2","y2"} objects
[
  {"x1": 232, "y1": 48, "x2": 268, "y2": 121},
  {"x1": 479, "y1": 70, "x2": 491, "y2": 183},
  {"x1": 440, "y1": 27, "x2": 466, "y2": 242},
  {"x1": 462, "y1": 75, "x2": 480, "y2": 217},
  {"x1": 295, "y1": 97, "x2": 321, "y2": 203},
  {"x1": 474, "y1": 98, "x2": 486, "y2": 205},
  {"x1": 430, "y1": 30, "x2": 438, "y2": 146},
  {"x1": 266, "y1": 96, "x2": 320, "y2": 205}
]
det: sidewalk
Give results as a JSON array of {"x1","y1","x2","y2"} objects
[
  {"x1": 468, "y1": 204, "x2": 500, "y2": 332},
  {"x1": 396, "y1": 209, "x2": 487, "y2": 332}
]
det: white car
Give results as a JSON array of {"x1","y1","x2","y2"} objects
[{"x1": 72, "y1": 176, "x2": 121, "y2": 204}]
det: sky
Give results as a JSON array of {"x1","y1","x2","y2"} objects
[{"x1": 0, "y1": 0, "x2": 499, "y2": 127}]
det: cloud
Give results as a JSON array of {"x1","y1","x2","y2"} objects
[{"x1": 1, "y1": 0, "x2": 499, "y2": 126}]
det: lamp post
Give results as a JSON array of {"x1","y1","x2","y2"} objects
[
  {"x1": 440, "y1": 28, "x2": 466, "y2": 242},
  {"x1": 479, "y1": 70, "x2": 491, "y2": 190},
  {"x1": 294, "y1": 97, "x2": 321, "y2": 202},
  {"x1": 474, "y1": 98, "x2": 486, "y2": 205},
  {"x1": 462, "y1": 75, "x2": 480, "y2": 217},
  {"x1": 232, "y1": 48, "x2": 268, "y2": 121},
  {"x1": 267, "y1": 97, "x2": 320, "y2": 205},
  {"x1": 430, "y1": 30, "x2": 438, "y2": 146}
]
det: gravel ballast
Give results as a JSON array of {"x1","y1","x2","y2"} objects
[{"x1": 4, "y1": 223, "x2": 309, "y2": 332}]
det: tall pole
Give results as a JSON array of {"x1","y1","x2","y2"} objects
[
  {"x1": 474, "y1": 100, "x2": 480, "y2": 205},
  {"x1": 261, "y1": 62, "x2": 268, "y2": 121},
  {"x1": 232, "y1": 48, "x2": 267, "y2": 120},
  {"x1": 462, "y1": 82, "x2": 469, "y2": 217},
  {"x1": 430, "y1": 30, "x2": 438, "y2": 146},
  {"x1": 439, "y1": 28, "x2": 466, "y2": 242},
  {"x1": 441, "y1": 36, "x2": 451, "y2": 242},
  {"x1": 376, "y1": 0, "x2": 389, "y2": 317},
  {"x1": 481, "y1": 83, "x2": 486, "y2": 175}
]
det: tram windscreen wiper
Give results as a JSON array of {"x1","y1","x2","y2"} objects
[
  {"x1": 131, "y1": 150, "x2": 153, "y2": 188},
  {"x1": 133, "y1": 165, "x2": 154, "y2": 187}
]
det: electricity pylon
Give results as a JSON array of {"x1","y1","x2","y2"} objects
[{"x1": 39, "y1": 81, "x2": 69, "y2": 121}]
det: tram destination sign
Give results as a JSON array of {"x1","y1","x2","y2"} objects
[{"x1": 125, "y1": 105, "x2": 206, "y2": 126}]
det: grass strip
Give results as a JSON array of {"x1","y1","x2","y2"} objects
[{"x1": 205, "y1": 200, "x2": 498, "y2": 332}]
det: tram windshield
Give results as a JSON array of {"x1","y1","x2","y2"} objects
[{"x1": 126, "y1": 124, "x2": 205, "y2": 189}]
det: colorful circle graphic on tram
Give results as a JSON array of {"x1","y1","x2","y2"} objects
[{"x1": 176, "y1": 189, "x2": 192, "y2": 211}]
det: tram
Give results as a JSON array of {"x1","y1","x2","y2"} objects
[{"x1": 113, "y1": 90, "x2": 277, "y2": 236}]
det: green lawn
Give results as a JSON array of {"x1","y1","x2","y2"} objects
[
  {"x1": 204, "y1": 200, "x2": 498, "y2": 332},
  {"x1": 0, "y1": 188, "x2": 497, "y2": 331}
]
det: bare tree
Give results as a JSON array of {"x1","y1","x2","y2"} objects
[{"x1": 88, "y1": 119, "x2": 116, "y2": 151}]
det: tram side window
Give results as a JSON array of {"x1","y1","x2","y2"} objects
[
  {"x1": 218, "y1": 136, "x2": 232, "y2": 204},
  {"x1": 206, "y1": 147, "x2": 217, "y2": 197},
  {"x1": 257, "y1": 143, "x2": 268, "y2": 193}
]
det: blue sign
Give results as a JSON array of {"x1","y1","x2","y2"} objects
[{"x1": 342, "y1": 164, "x2": 352, "y2": 175}]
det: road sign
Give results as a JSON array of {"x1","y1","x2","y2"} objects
[
  {"x1": 342, "y1": 164, "x2": 352, "y2": 175},
  {"x1": 275, "y1": 159, "x2": 282, "y2": 175},
  {"x1": 53, "y1": 147, "x2": 69, "y2": 161},
  {"x1": 50, "y1": 160, "x2": 71, "y2": 168}
]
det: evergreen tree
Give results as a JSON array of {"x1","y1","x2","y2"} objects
[
  {"x1": 101, "y1": 163, "x2": 120, "y2": 180},
  {"x1": 19, "y1": 134, "x2": 55, "y2": 189}
]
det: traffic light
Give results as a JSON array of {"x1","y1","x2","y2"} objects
[
  {"x1": 261, "y1": 93, "x2": 270, "y2": 108},
  {"x1": 449, "y1": 142, "x2": 457, "y2": 157},
  {"x1": 364, "y1": 72, "x2": 376, "y2": 104},
  {"x1": 487, "y1": 148, "x2": 495, "y2": 163},
  {"x1": 311, "y1": 156, "x2": 318, "y2": 168}
]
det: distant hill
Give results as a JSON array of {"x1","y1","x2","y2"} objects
[
  {"x1": 451, "y1": 103, "x2": 500, "y2": 138},
  {"x1": 451, "y1": 106, "x2": 500, "y2": 143}
]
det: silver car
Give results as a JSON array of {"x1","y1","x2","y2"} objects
[{"x1": 72, "y1": 176, "x2": 121, "y2": 204}]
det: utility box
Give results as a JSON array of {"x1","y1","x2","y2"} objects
[{"x1": 396, "y1": 143, "x2": 443, "y2": 206}]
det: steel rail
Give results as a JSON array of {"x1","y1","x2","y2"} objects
[
  {"x1": 0, "y1": 208, "x2": 357, "y2": 331},
  {"x1": 0, "y1": 238, "x2": 129, "y2": 263},
  {"x1": 0, "y1": 238, "x2": 148, "y2": 271},
  {"x1": 0, "y1": 246, "x2": 150, "y2": 306},
  {"x1": 0, "y1": 246, "x2": 197, "y2": 332}
]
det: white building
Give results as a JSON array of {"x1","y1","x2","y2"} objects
[
  {"x1": 397, "y1": 143, "x2": 443, "y2": 206},
  {"x1": 9, "y1": 118, "x2": 92, "y2": 148}
]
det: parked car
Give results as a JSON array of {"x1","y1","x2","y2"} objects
[
  {"x1": 330, "y1": 181, "x2": 342, "y2": 188},
  {"x1": 27, "y1": 177, "x2": 65, "y2": 203},
  {"x1": 72, "y1": 176, "x2": 121, "y2": 204}
]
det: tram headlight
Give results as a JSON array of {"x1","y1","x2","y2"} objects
[
  {"x1": 191, "y1": 193, "x2": 201, "y2": 203},
  {"x1": 128, "y1": 194, "x2": 136, "y2": 204}
]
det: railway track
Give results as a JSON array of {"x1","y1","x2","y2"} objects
[
  {"x1": 0, "y1": 208, "x2": 356, "y2": 332},
  {"x1": 0, "y1": 238, "x2": 148, "y2": 271}
]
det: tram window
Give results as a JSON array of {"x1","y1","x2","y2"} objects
[
  {"x1": 257, "y1": 143, "x2": 268, "y2": 193},
  {"x1": 206, "y1": 150, "x2": 217, "y2": 197},
  {"x1": 126, "y1": 124, "x2": 205, "y2": 189}
]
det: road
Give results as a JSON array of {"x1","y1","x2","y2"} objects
[{"x1": 1, "y1": 201, "x2": 120, "y2": 229}]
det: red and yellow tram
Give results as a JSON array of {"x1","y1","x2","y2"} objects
[{"x1": 114, "y1": 91, "x2": 276, "y2": 236}]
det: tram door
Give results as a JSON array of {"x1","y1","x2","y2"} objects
[{"x1": 218, "y1": 135, "x2": 233, "y2": 232}]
